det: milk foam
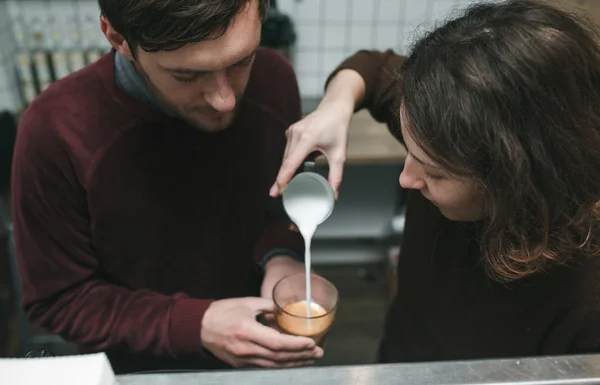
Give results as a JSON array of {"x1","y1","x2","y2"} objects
[{"x1": 284, "y1": 195, "x2": 331, "y2": 316}]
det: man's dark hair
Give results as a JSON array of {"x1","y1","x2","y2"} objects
[
  {"x1": 400, "y1": 0, "x2": 600, "y2": 281},
  {"x1": 98, "y1": 0, "x2": 269, "y2": 52}
]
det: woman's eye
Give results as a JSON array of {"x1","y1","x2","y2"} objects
[{"x1": 424, "y1": 171, "x2": 443, "y2": 180}]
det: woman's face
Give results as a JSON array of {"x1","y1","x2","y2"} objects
[{"x1": 399, "y1": 106, "x2": 483, "y2": 221}]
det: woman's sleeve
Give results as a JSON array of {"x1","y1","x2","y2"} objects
[{"x1": 325, "y1": 49, "x2": 405, "y2": 135}]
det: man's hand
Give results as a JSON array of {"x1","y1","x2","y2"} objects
[
  {"x1": 261, "y1": 255, "x2": 307, "y2": 299},
  {"x1": 201, "y1": 297, "x2": 323, "y2": 368}
]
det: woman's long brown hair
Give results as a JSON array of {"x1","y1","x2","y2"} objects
[{"x1": 400, "y1": 0, "x2": 600, "y2": 281}]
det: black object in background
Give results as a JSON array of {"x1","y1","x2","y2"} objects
[
  {"x1": 0, "y1": 111, "x2": 17, "y2": 195},
  {"x1": 261, "y1": 0, "x2": 297, "y2": 49}
]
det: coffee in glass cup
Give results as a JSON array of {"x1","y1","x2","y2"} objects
[{"x1": 272, "y1": 272, "x2": 338, "y2": 346}]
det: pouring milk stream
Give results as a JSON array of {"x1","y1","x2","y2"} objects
[{"x1": 282, "y1": 162, "x2": 335, "y2": 316}]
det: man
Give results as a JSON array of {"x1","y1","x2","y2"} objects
[{"x1": 11, "y1": 0, "x2": 322, "y2": 374}]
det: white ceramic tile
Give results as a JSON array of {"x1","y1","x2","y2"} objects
[
  {"x1": 432, "y1": 0, "x2": 460, "y2": 21},
  {"x1": 401, "y1": 24, "x2": 421, "y2": 53},
  {"x1": 398, "y1": 25, "x2": 415, "y2": 55},
  {"x1": 20, "y1": 1, "x2": 52, "y2": 49},
  {"x1": 345, "y1": 46, "x2": 360, "y2": 57},
  {"x1": 374, "y1": 24, "x2": 399, "y2": 51},
  {"x1": 294, "y1": 51, "x2": 321, "y2": 74},
  {"x1": 6, "y1": 0, "x2": 21, "y2": 19},
  {"x1": 296, "y1": 0, "x2": 321, "y2": 22},
  {"x1": 404, "y1": 0, "x2": 431, "y2": 23},
  {"x1": 0, "y1": 55, "x2": 10, "y2": 70},
  {"x1": 454, "y1": 0, "x2": 475, "y2": 13},
  {"x1": 0, "y1": 2, "x2": 9, "y2": 27},
  {"x1": 321, "y1": 51, "x2": 348, "y2": 76},
  {"x1": 0, "y1": 29, "x2": 14, "y2": 59},
  {"x1": 77, "y1": 1, "x2": 104, "y2": 48},
  {"x1": 0, "y1": 89, "x2": 19, "y2": 111},
  {"x1": 14, "y1": 52, "x2": 33, "y2": 84},
  {"x1": 47, "y1": 2, "x2": 80, "y2": 49},
  {"x1": 298, "y1": 74, "x2": 322, "y2": 97},
  {"x1": 276, "y1": 0, "x2": 296, "y2": 15},
  {"x1": 418, "y1": 20, "x2": 435, "y2": 35},
  {"x1": 377, "y1": 0, "x2": 404, "y2": 22},
  {"x1": 351, "y1": 0, "x2": 375, "y2": 22},
  {"x1": 349, "y1": 25, "x2": 374, "y2": 50},
  {"x1": 451, "y1": 0, "x2": 501, "y2": 16},
  {"x1": 0, "y1": 62, "x2": 16, "y2": 93},
  {"x1": 324, "y1": 25, "x2": 347, "y2": 49},
  {"x1": 0, "y1": 65, "x2": 11, "y2": 91},
  {"x1": 0, "y1": 29, "x2": 11, "y2": 47},
  {"x1": 10, "y1": 14, "x2": 28, "y2": 49},
  {"x1": 296, "y1": 23, "x2": 321, "y2": 49},
  {"x1": 324, "y1": 0, "x2": 348, "y2": 22},
  {"x1": 317, "y1": 73, "x2": 329, "y2": 92}
]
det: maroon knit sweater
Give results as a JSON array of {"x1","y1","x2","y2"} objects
[{"x1": 11, "y1": 48, "x2": 304, "y2": 373}]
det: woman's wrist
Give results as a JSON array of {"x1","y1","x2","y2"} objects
[{"x1": 319, "y1": 69, "x2": 366, "y2": 115}]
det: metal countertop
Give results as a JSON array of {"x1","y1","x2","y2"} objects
[{"x1": 117, "y1": 353, "x2": 600, "y2": 385}]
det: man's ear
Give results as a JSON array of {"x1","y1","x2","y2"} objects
[{"x1": 100, "y1": 16, "x2": 135, "y2": 61}]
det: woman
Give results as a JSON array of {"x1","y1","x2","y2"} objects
[{"x1": 272, "y1": 0, "x2": 600, "y2": 361}]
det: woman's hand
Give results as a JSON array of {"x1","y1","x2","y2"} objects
[{"x1": 270, "y1": 69, "x2": 366, "y2": 198}]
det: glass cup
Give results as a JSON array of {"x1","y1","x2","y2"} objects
[{"x1": 272, "y1": 272, "x2": 338, "y2": 347}]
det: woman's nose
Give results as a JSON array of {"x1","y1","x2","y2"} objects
[{"x1": 399, "y1": 160, "x2": 426, "y2": 190}]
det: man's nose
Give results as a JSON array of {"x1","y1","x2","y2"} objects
[{"x1": 204, "y1": 72, "x2": 236, "y2": 112}]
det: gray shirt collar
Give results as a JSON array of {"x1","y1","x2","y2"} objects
[{"x1": 114, "y1": 51, "x2": 174, "y2": 116}]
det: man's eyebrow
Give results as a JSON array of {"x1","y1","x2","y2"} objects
[
  {"x1": 161, "y1": 49, "x2": 259, "y2": 75},
  {"x1": 165, "y1": 67, "x2": 210, "y2": 75}
]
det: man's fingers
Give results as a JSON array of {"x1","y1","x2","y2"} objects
[
  {"x1": 277, "y1": 360, "x2": 315, "y2": 368},
  {"x1": 246, "y1": 321, "x2": 316, "y2": 351},
  {"x1": 243, "y1": 297, "x2": 276, "y2": 315},
  {"x1": 241, "y1": 358, "x2": 278, "y2": 368},
  {"x1": 260, "y1": 313, "x2": 278, "y2": 329},
  {"x1": 232, "y1": 341, "x2": 323, "y2": 362},
  {"x1": 242, "y1": 358, "x2": 315, "y2": 368}
]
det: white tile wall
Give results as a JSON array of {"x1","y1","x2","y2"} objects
[
  {"x1": 288, "y1": 0, "x2": 488, "y2": 97},
  {"x1": 0, "y1": 0, "x2": 109, "y2": 111},
  {"x1": 0, "y1": 1, "x2": 19, "y2": 112},
  {"x1": 378, "y1": 0, "x2": 404, "y2": 22},
  {"x1": 351, "y1": 0, "x2": 376, "y2": 22},
  {"x1": 0, "y1": 0, "x2": 493, "y2": 110},
  {"x1": 324, "y1": 0, "x2": 348, "y2": 22}
]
